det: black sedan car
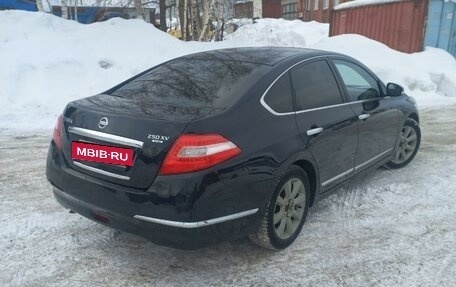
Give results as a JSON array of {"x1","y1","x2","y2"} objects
[{"x1": 46, "y1": 47, "x2": 421, "y2": 250}]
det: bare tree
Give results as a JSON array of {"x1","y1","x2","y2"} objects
[
  {"x1": 61, "y1": 0, "x2": 69, "y2": 19},
  {"x1": 184, "y1": 0, "x2": 189, "y2": 40},
  {"x1": 212, "y1": 1, "x2": 222, "y2": 41},
  {"x1": 197, "y1": 0, "x2": 210, "y2": 41},
  {"x1": 36, "y1": 0, "x2": 45, "y2": 12},
  {"x1": 186, "y1": 0, "x2": 236, "y2": 42},
  {"x1": 177, "y1": 0, "x2": 190, "y2": 40},
  {"x1": 215, "y1": 0, "x2": 237, "y2": 41},
  {"x1": 134, "y1": 0, "x2": 146, "y2": 19},
  {"x1": 159, "y1": 0, "x2": 176, "y2": 32},
  {"x1": 176, "y1": 0, "x2": 212, "y2": 41},
  {"x1": 74, "y1": 0, "x2": 78, "y2": 21}
]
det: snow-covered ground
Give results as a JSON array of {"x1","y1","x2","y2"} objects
[
  {"x1": 1, "y1": 105, "x2": 455, "y2": 286},
  {"x1": 1, "y1": 10, "x2": 456, "y2": 132},
  {"x1": 225, "y1": 18, "x2": 329, "y2": 46}
]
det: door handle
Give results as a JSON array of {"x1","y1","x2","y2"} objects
[
  {"x1": 358, "y1": 113, "x2": 370, "y2": 120},
  {"x1": 306, "y1": 127, "x2": 324, "y2": 136}
]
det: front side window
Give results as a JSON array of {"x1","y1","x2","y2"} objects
[
  {"x1": 333, "y1": 60, "x2": 380, "y2": 101},
  {"x1": 264, "y1": 73, "x2": 293, "y2": 113},
  {"x1": 290, "y1": 60, "x2": 343, "y2": 111}
]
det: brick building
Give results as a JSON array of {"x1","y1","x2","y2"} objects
[
  {"x1": 300, "y1": 0, "x2": 351, "y2": 22},
  {"x1": 234, "y1": 0, "x2": 351, "y2": 23}
]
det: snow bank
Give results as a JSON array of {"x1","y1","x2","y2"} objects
[
  {"x1": 0, "y1": 11, "x2": 199, "y2": 131},
  {"x1": 1, "y1": 11, "x2": 455, "y2": 131},
  {"x1": 225, "y1": 18, "x2": 329, "y2": 46},
  {"x1": 334, "y1": 0, "x2": 401, "y2": 10}
]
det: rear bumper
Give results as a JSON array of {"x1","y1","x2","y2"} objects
[
  {"x1": 52, "y1": 185, "x2": 260, "y2": 249},
  {"x1": 46, "y1": 142, "x2": 273, "y2": 249}
]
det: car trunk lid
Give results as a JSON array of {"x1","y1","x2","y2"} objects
[{"x1": 60, "y1": 94, "x2": 204, "y2": 189}]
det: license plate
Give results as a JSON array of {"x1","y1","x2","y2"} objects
[{"x1": 72, "y1": 142, "x2": 134, "y2": 166}]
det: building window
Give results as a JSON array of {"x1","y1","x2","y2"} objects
[
  {"x1": 282, "y1": 3, "x2": 297, "y2": 20},
  {"x1": 334, "y1": 0, "x2": 340, "y2": 7},
  {"x1": 314, "y1": 0, "x2": 319, "y2": 10},
  {"x1": 234, "y1": 2, "x2": 254, "y2": 19},
  {"x1": 306, "y1": 0, "x2": 311, "y2": 11},
  {"x1": 323, "y1": 0, "x2": 329, "y2": 9}
]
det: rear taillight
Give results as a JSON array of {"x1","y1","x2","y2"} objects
[
  {"x1": 158, "y1": 134, "x2": 241, "y2": 175},
  {"x1": 53, "y1": 115, "x2": 63, "y2": 149}
]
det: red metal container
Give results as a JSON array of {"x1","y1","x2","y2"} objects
[{"x1": 330, "y1": 0, "x2": 428, "y2": 53}]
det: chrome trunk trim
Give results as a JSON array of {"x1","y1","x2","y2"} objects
[
  {"x1": 68, "y1": 127, "x2": 143, "y2": 148},
  {"x1": 73, "y1": 161, "x2": 130, "y2": 180}
]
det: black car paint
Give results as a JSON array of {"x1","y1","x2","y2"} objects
[{"x1": 46, "y1": 47, "x2": 419, "y2": 249}]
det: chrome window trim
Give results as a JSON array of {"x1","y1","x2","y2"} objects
[
  {"x1": 259, "y1": 56, "x2": 386, "y2": 116},
  {"x1": 321, "y1": 148, "x2": 393, "y2": 187},
  {"x1": 73, "y1": 161, "x2": 130, "y2": 180},
  {"x1": 68, "y1": 126, "x2": 144, "y2": 148},
  {"x1": 295, "y1": 100, "x2": 364, "y2": 114},
  {"x1": 260, "y1": 56, "x2": 326, "y2": 116},
  {"x1": 134, "y1": 208, "x2": 259, "y2": 228}
]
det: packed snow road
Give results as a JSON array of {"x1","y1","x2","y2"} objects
[{"x1": 1, "y1": 105, "x2": 455, "y2": 287}]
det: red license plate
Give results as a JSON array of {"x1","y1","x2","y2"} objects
[{"x1": 72, "y1": 142, "x2": 134, "y2": 166}]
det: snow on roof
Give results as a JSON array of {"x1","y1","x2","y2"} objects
[
  {"x1": 334, "y1": 0, "x2": 402, "y2": 10},
  {"x1": 47, "y1": 0, "x2": 121, "y2": 7},
  {"x1": 47, "y1": 0, "x2": 158, "y2": 8},
  {"x1": 234, "y1": 0, "x2": 253, "y2": 4},
  {"x1": 44, "y1": 0, "x2": 157, "y2": 14}
]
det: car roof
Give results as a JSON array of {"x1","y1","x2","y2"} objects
[{"x1": 179, "y1": 47, "x2": 342, "y2": 66}]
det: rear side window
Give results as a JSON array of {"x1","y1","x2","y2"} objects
[
  {"x1": 110, "y1": 59, "x2": 264, "y2": 109},
  {"x1": 263, "y1": 73, "x2": 293, "y2": 113},
  {"x1": 290, "y1": 60, "x2": 343, "y2": 111}
]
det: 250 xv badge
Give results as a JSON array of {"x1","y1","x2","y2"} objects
[{"x1": 147, "y1": 134, "x2": 170, "y2": 144}]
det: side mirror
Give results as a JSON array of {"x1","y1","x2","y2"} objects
[{"x1": 386, "y1": 83, "x2": 404, "y2": 97}]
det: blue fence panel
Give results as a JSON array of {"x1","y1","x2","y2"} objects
[
  {"x1": 0, "y1": 0, "x2": 37, "y2": 11},
  {"x1": 51, "y1": 7, "x2": 99, "y2": 24},
  {"x1": 424, "y1": 0, "x2": 456, "y2": 57}
]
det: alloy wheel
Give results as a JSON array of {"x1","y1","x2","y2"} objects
[
  {"x1": 273, "y1": 178, "x2": 306, "y2": 240},
  {"x1": 391, "y1": 125, "x2": 418, "y2": 164}
]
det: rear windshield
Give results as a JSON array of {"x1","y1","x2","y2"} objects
[{"x1": 110, "y1": 58, "x2": 265, "y2": 109}]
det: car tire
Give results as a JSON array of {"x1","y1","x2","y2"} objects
[
  {"x1": 386, "y1": 118, "x2": 421, "y2": 169},
  {"x1": 249, "y1": 165, "x2": 310, "y2": 250}
]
